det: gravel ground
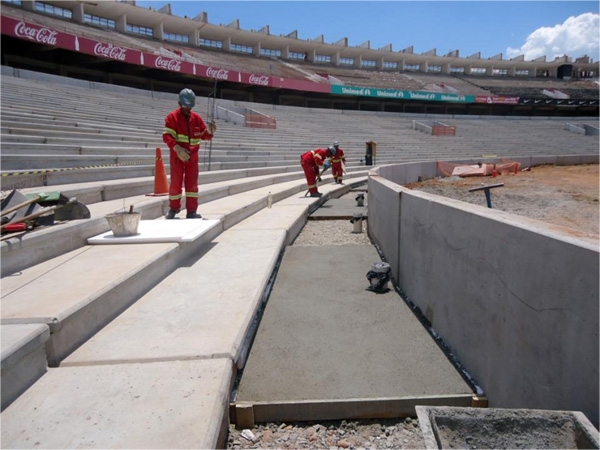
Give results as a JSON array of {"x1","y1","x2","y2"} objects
[
  {"x1": 227, "y1": 166, "x2": 599, "y2": 449},
  {"x1": 227, "y1": 418, "x2": 426, "y2": 449}
]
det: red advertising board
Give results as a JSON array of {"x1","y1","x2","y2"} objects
[
  {"x1": 77, "y1": 36, "x2": 141, "y2": 64},
  {"x1": 2, "y1": 15, "x2": 75, "y2": 50},
  {"x1": 1, "y1": 14, "x2": 329, "y2": 94}
]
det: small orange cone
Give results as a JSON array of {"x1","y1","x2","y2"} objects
[{"x1": 146, "y1": 147, "x2": 169, "y2": 196}]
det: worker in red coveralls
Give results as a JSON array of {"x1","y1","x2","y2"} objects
[
  {"x1": 163, "y1": 88, "x2": 216, "y2": 219},
  {"x1": 330, "y1": 141, "x2": 346, "y2": 184},
  {"x1": 300, "y1": 146, "x2": 335, "y2": 197}
]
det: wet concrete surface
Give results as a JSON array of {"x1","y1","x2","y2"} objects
[{"x1": 235, "y1": 191, "x2": 473, "y2": 412}]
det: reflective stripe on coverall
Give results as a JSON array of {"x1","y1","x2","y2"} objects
[
  {"x1": 300, "y1": 148, "x2": 329, "y2": 194},
  {"x1": 163, "y1": 108, "x2": 213, "y2": 212},
  {"x1": 331, "y1": 148, "x2": 346, "y2": 183}
]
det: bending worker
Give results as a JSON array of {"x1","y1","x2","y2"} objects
[
  {"x1": 163, "y1": 88, "x2": 216, "y2": 219},
  {"x1": 300, "y1": 146, "x2": 335, "y2": 197},
  {"x1": 330, "y1": 141, "x2": 346, "y2": 184}
]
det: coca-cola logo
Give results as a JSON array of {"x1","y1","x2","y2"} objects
[
  {"x1": 14, "y1": 22, "x2": 57, "y2": 45},
  {"x1": 155, "y1": 56, "x2": 182, "y2": 71},
  {"x1": 93, "y1": 42, "x2": 127, "y2": 61},
  {"x1": 206, "y1": 67, "x2": 230, "y2": 80},
  {"x1": 249, "y1": 74, "x2": 269, "y2": 86}
]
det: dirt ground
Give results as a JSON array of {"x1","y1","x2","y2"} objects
[{"x1": 405, "y1": 163, "x2": 599, "y2": 241}]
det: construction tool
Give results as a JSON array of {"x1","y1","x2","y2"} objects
[
  {"x1": 0, "y1": 197, "x2": 77, "y2": 233},
  {"x1": 0, "y1": 190, "x2": 62, "y2": 218},
  {"x1": 468, "y1": 183, "x2": 504, "y2": 208}
]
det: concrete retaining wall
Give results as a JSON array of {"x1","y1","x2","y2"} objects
[{"x1": 368, "y1": 156, "x2": 600, "y2": 427}]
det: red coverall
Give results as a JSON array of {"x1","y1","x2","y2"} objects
[
  {"x1": 331, "y1": 147, "x2": 346, "y2": 184},
  {"x1": 162, "y1": 108, "x2": 213, "y2": 213},
  {"x1": 300, "y1": 148, "x2": 329, "y2": 194}
]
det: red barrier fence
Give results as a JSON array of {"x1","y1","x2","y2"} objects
[{"x1": 432, "y1": 125, "x2": 456, "y2": 136}]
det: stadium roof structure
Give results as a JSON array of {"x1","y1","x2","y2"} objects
[{"x1": 26, "y1": 0, "x2": 600, "y2": 78}]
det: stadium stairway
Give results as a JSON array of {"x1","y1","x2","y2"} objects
[{"x1": 3, "y1": 72, "x2": 599, "y2": 185}]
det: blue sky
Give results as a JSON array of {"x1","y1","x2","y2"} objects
[{"x1": 136, "y1": 1, "x2": 600, "y2": 61}]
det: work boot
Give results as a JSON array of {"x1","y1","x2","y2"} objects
[
  {"x1": 165, "y1": 209, "x2": 178, "y2": 220},
  {"x1": 186, "y1": 211, "x2": 202, "y2": 219},
  {"x1": 310, "y1": 192, "x2": 322, "y2": 198}
]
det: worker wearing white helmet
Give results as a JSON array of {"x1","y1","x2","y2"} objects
[
  {"x1": 330, "y1": 141, "x2": 346, "y2": 184},
  {"x1": 163, "y1": 88, "x2": 217, "y2": 219}
]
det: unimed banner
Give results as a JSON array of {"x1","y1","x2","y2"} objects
[{"x1": 330, "y1": 85, "x2": 475, "y2": 103}]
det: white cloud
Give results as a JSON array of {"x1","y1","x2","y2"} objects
[{"x1": 506, "y1": 12, "x2": 599, "y2": 61}]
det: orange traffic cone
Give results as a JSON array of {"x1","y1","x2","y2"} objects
[{"x1": 146, "y1": 147, "x2": 169, "y2": 196}]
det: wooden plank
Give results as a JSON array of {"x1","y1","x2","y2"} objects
[{"x1": 243, "y1": 394, "x2": 473, "y2": 424}]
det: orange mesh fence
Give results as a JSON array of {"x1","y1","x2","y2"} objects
[
  {"x1": 245, "y1": 114, "x2": 277, "y2": 129},
  {"x1": 437, "y1": 160, "x2": 521, "y2": 177}
]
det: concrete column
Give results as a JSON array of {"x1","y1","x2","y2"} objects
[
  {"x1": 223, "y1": 37, "x2": 231, "y2": 52},
  {"x1": 254, "y1": 41, "x2": 261, "y2": 57},
  {"x1": 71, "y1": 2, "x2": 85, "y2": 23},
  {"x1": 154, "y1": 22, "x2": 164, "y2": 41},
  {"x1": 21, "y1": 1, "x2": 34, "y2": 11},
  {"x1": 507, "y1": 66, "x2": 515, "y2": 76},
  {"x1": 420, "y1": 61, "x2": 428, "y2": 73},
  {"x1": 332, "y1": 51, "x2": 340, "y2": 66},
  {"x1": 442, "y1": 63, "x2": 450, "y2": 74},
  {"x1": 486, "y1": 66, "x2": 493, "y2": 75},
  {"x1": 115, "y1": 15, "x2": 126, "y2": 34}
]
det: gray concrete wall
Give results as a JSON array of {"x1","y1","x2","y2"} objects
[{"x1": 367, "y1": 157, "x2": 600, "y2": 427}]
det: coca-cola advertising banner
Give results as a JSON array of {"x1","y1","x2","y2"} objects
[
  {"x1": 2, "y1": 15, "x2": 71, "y2": 49},
  {"x1": 1, "y1": 14, "x2": 341, "y2": 95},
  {"x1": 142, "y1": 53, "x2": 195, "y2": 74},
  {"x1": 77, "y1": 36, "x2": 141, "y2": 64}
]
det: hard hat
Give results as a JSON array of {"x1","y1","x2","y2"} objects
[
  {"x1": 327, "y1": 146, "x2": 335, "y2": 156},
  {"x1": 333, "y1": 141, "x2": 339, "y2": 149},
  {"x1": 178, "y1": 88, "x2": 196, "y2": 108}
]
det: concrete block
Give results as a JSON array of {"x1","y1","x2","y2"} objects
[
  {"x1": 1, "y1": 243, "x2": 179, "y2": 365},
  {"x1": 1, "y1": 324, "x2": 50, "y2": 410},
  {"x1": 1, "y1": 359, "x2": 232, "y2": 449},
  {"x1": 416, "y1": 406, "x2": 600, "y2": 450}
]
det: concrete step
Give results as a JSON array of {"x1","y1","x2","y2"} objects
[
  {"x1": 1, "y1": 170, "x2": 304, "y2": 275},
  {"x1": 1, "y1": 324, "x2": 50, "y2": 411}
]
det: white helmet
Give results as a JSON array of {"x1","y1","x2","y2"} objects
[
  {"x1": 327, "y1": 146, "x2": 335, "y2": 156},
  {"x1": 333, "y1": 141, "x2": 339, "y2": 149},
  {"x1": 178, "y1": 88, "x2": 196, "y2": 108}
]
